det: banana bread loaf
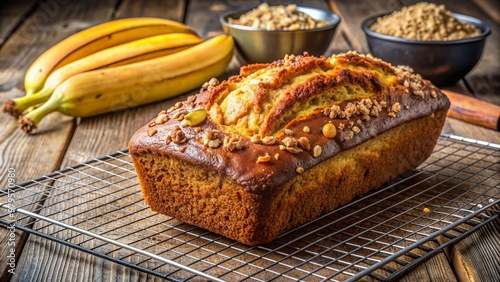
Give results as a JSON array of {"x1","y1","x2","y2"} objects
[{"x1": 129, "y1": 52, "x2": 450, "y2": 246}]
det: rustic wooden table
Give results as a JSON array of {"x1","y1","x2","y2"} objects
[{"x1": 1, "y1": 0, "x2": 498, "y2": 281}]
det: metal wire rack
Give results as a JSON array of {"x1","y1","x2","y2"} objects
[{"x1": 1, "y1": 134, "x2": 499, "y2": 281}]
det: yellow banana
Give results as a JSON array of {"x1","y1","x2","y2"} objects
[
  {"x1": 23, "y1": 17, "x2": 196, "y2": 97},
  {"x1": 5, "y1": 33, "x2": 202, "y2": 116},
  {"x1": 20, "y1": 35, "x2": 234, "y2": 133}
]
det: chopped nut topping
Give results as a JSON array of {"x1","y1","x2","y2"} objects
[
  {"x1": 296, "y1": 167, "x2": 305, "y2": 174},
  {"x1": 284, "y1": 129, "x2": 294, "y2": 136},
  {"x1": 194, "y1": 127, "x2": 202, "y2": 133},
  {"x1": 203, "y1": 129, "x2": 222, "y2": 148},
  {"x1": 157, "y1": 110, "x2": 167, "y2": 116},
  {"x1": 207, "y1": 139, "x2": 222, "y2": 148},
  {"x1": 279, "y1": 144, "x2": 286, "y2": 150},
  {"x1": 205, "y1": 129, "x2": 219, "y2": 139},
  {"x1": 186, "y1": 95, "x2": 197, "y2": 108},
  {"x1": 357, "y1": 102, "x2": 370, "y2": 115},
  {"x1": 179, "y1": 145, "x2": 188, "y2": 153},
  {"x1": 286, "y1": 146, "x2": 303, "y2": 154},
  {"x1": 148, "y1": 122, "x2": 156, "y2": 127},
  {"x1": 352, "y1": 126, "x2": 361, "y2": 134},
  {"x1": 297, "y1": 136, "x2": 311, "y2": 150},
  {"x1": 344, "y1": 131, "x2": 354, "y2": 141},
  {"x1": 338, "y1": 123, "x2": 345, "y2": 130},
  {"x1": 167, "y1": 102, "x2": 183, "y2": 113},
  {"x1": 282, "y1": 137, "x2": 297, "y2": 147},
  {"x1": 413, "y1": 90, "x2": 425, "y2": 98},
  {"x1": 327, "y1": 105, "x2": 341, "y2": 119},
  {"x1": 223, "y1": 134, "x2": 245, "y2": 151},
  {"x1": 395, "y1": 65, "x2": 426, "y2": 98},
  {"x1": 431, "y1": 90, "x2": 438, "y2": 98},
  {"x1": 356, "y1": 119, "x2": 362, "y2": 125},
  {"x1": 392, "y1": 102, "x2": 401, "y2": 113},
  {"x1": 344, "y1": 102, "x2": 357, "y2": 119},
  {"x1": 257, "y1": 153, "x2": 271, "y2": 163},
  {"x1": 313, "y1": 145, "x2": 322, "y2": 158},
  {"x1": 165, "y1": 135, "x2": 172, "y2": 145},
  {"x1": 388, "y1": 112, "x2": 396, "y2": 118},
  {"x1": 302, "y1": 126, "x2": 310, "y2": 133},
  {"x1": 155, "y1": 113, "x2": 169, "y2": 125},
  {"x1": 262, "y1": 136, "x2": 277, "y2": 145},
  {"x1": 322, "y1": 123, "x2": 337, "y2": 139},
  {"x1": 147, "y1": 128, "x2": 157, "y2": 137},
  {"x1": 200, "y1": 77, "x2": 220, "y2": 92},
  {"x1": 250, "y1": 134, "x2": 261, "y2": 143},
  {"x1": 274, "y1": 153, "x2": 280, "y2": 160},
  {"x1": 172, "y1": 108, "x2": 188, "y2": 121},
  {"x1": 171, "y1": 126, "x2": 187, "y2": 144}
]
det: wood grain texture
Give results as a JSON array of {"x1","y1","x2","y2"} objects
[
  {"x1": 473, "y1": 0, "x2": 500, "y2": 24},
  {"x1": 0, "y1": 0, "x2": 124, "y2": 281},
  {"x1": 399, "y1": 242, "x2": 458, "y2": 282},
  {"x1": 439, "y1": 217, "x2": 500, "y2": 282},
  {"x1": 0, "y1": 0, "x2": 37, "y2": 46},
  {"x1": 9, "y1": 1, "x2": 189, "y2": 282},
  {"x1": 443, "y1": 90, "x2": 500, "y2": 131}
]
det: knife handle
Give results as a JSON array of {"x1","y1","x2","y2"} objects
[{"x1": 442, "y1": 90, "x2": 500, "y2": 131}]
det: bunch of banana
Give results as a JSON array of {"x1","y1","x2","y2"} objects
[
  {"x1": 23, "y1": 17, "x2": 196, "y2": 97},
  {"x1": 5, "y1": 33, "x2": 202, "y2": 116},
  {"x1": 19, "y1": 34, "x2": 234, "y2": 133}
]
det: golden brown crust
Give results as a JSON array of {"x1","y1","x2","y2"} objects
[{"x1": 129, "y1": 52, "x2": 450, "y2": 245}]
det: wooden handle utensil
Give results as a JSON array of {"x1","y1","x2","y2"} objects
[{"x1": 442, "y1": 90, "x2": 500, "y2": 131}]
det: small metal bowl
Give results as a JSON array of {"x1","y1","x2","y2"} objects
[
  {"x1": 361, "y1": 13, "x2": 491, "y2": 86},
  {"x1": 220, "y1": 6, "x2": 341, "y2": 64}
]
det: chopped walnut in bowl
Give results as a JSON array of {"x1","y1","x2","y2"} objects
[
  {"x1": 361, "y1": 2, "x2": 490, "y2": 86},
  {"x1": 228, "y1": 3, "x2": 328, "y2": 31},
  {"x1": 220, "y1": 4, "x2": 340, "y2": 64}
]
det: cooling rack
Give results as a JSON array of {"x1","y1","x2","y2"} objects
[{"x1": 1, "y1": 134, "x2": 499, "y2": 281}]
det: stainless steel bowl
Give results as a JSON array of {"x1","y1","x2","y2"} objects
[
  {"x1": 220, "y1": 6, "x2": 341, "y2": 64},
  {"x1": 361, "y1": 13, "x2": 491, "y2": 86}
]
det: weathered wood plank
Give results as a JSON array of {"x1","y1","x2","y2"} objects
[
  {"x1": 439, "y1": 214, "x2": 500, "y2": 282},
  {"x1": 473, "y1": 0, "x2": 500, "y2": 24},
  {"x1": 0, "y1": 0, "x2": 124, "y2": 281},
  {"x1": 398, "y1": 243, "x2": 458, "y2": 282},
  {"x1": 0, "y1": 0, "x2": 37, "y2": 46},
  {"x1": 10, "y1": 1, "x2": 189, "y2": 281}
]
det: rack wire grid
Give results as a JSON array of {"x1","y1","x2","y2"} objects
[{"x1": 1, "y1": 133, "x2": 499, "y2": 281}]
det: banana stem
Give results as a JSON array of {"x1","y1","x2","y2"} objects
[
  {"x1": 5, "y1": 88, "x2": 52, "y2": 117},
  {"x1": 19, "y1": 97, "x2": 59, "y2": 133}
]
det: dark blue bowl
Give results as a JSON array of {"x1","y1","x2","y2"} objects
[{"x1": 361, "y1": 13, "x2": 491, "y2": 86}]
